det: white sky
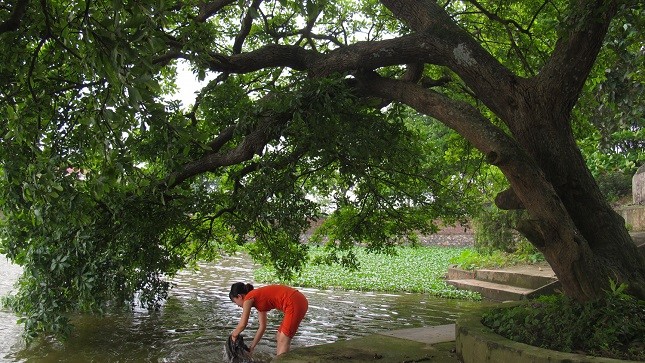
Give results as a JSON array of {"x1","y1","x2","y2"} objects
[{"x1": 172, "y1": 61, "x2": 213, "y2": 108}]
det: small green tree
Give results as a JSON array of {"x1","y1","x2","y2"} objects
[{"x1": 472, "y1": 206, "x2": 526, "y2": 253}]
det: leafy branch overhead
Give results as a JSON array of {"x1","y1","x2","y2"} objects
[{"x1": 0, "y1": 0, "x2": 643, "y2": 340}]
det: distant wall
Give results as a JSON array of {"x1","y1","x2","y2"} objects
[
  {"x1": 615, "y1": 165, "x2": 645, "y2": 232},
  {"x1": 633, "y1": 164, "x2": 645, "y2": 205},
  {"x1": 616, "y1": 164, "x2": 645, "y2": 232},
  {"x1": 616, "y1": 206, "x2": 645, "y2": 232}
]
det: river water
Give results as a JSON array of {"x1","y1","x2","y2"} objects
[{"x1": 1, "y1": 254, "x2": 482, "y2": 362}]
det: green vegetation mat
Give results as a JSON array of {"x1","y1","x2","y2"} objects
[
  {"x1": 482, "y1": 285, "x2": 645, "y2": 361},
  {"x1": 254, "y1": 246, "x2": 480, "y2": 300}
]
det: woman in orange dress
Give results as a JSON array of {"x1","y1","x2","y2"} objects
[{"x1": 229, "y1": 282, "x2": 309, "y2": 355}]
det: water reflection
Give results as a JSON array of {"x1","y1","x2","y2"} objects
[
  {"x1": 0, "y1": 256, "x2": 23, "y2": 359},
  {"x1": 1, "y1": 254, "x2": 482, "y2": 362}
]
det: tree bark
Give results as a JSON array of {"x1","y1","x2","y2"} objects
[{"x1": 511, "y1": 100, "x2": 645, "y2": 300}]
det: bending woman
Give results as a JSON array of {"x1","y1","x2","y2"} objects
[{"x1": 229, "y1": 282, "x2": 308, "y2": 355}]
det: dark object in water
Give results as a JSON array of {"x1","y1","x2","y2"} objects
[{"x1": 225, "y1": 334, "x2": 252, "y2": 362}]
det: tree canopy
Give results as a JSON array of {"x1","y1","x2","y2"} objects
[{"x1": 1, "y1": 0, "x2": 643, "y2": 339}]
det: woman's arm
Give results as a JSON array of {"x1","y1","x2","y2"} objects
[
  {"x1": 249, "y1": 310, "x2": 267, "y2": 352},
  {"x1": 232, "y1": 299, "x2": 254, "y2": 339}
]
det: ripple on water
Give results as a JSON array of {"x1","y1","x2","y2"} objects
[
  {"x1": 1, "y1": 253, "x2": 483, "y2": 362},
  {"x1": 0, "y1": 257, "x2": 24, "y2": 361}
]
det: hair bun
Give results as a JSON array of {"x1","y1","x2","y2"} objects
[{"x1": 245, "y1": 283, "x2": 254, "y2": 292}]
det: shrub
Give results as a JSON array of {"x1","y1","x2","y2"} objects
[
  {"x1": 596, "y1": 171, "x2": 632, "y2": 204},
  {"x1": 481, "y1": 282, "x2": 645, "y2": 361},
  {"x1": 471, "y1": 206, "x2": 528, "y2": 253},
  {"x1": 449, "y1": 243, "x2": 544, "y2": 270}
]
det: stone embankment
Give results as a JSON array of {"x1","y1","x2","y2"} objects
[{"x1": 419, "y1": 224, "x2": 474, "y2": 247}]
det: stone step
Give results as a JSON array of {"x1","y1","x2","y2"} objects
[
  {"x1": 446, "y1": 279, "x2": 535, "y2": 301},
  {"x1": 446, "y1": 266, "x2": 557, "y2": 290},
  {"x1": 474, "y1": 269, "x2": 557, "y2": 290}
]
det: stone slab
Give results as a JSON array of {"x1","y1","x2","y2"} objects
[
  {"x1": 377, "y1": 324, "x2": 456, "y2": 344},
  {"x1": 634, "y1": 164, "x2": 645, "y2": 204},
  {"x1": 446, "y1": 278, "x2": 534, "y2": 301},
  {"x1": 273, "y1": 333, "x2": 460, "y2": 363}
]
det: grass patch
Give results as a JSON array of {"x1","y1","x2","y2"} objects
[
  {"x1": 449, "y1": 246, "x2": 545, "y2": 270},
  {"x1": 481, "y1": 283, "x2": 645, "y2": 361},
  {"x1": 254, "y1": 245, "x2": 481, "y2": 300}
]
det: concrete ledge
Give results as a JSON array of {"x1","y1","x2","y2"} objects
[
  {"x1": 447, "y1": 278, "x2": 533, "y2": 301},
  {"x1": 475, "y1": 269, "x2": 557, "y2": 289},
  {"x1": 377, "y1": 324, "x2": 455, "y2": 344},
  {"x1": 456, "y1": 309, "x2": 633, "y2": 363},
  {"x1": 274, "y1": 333, "x2": 460, "y2": 362},
  {"x1": 447, "y1": 267, "x2": 476, "y2": 280},
  {"x1": 616, "y1": 206, "x2": 645, "y2": 232}
]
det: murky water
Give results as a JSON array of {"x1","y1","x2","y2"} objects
[
  {"x1": 1, "y1": 254, "x2": 482, "y2": 362},
  {"x1": 0, "y1": 256, "x2": 23, "y2": 360}
]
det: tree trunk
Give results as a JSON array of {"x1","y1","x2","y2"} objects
[{"x1": 500, "y1": 92, "x2": 645, "y2": 301}]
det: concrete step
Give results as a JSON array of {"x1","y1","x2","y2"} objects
[
  {"x1": 474, "y1": 269, "x2": 557, "y2": 290},
  {"x1": 446, "y1": 264, "x2": 561, "y2": 301},
  {"x1": 447, "y1": 266, "x2": 557, "y2": 289},
  {"x1": 446, "y1": 279, "x2": 534, "y2": 301}
]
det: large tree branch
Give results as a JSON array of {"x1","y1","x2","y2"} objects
[
  {"x1": 186, "y1": 0, "x2": 614, "y2": 132},
  {"x1": 379, "y1": 0, "x2": 524, "y2": 122},
  {"x1": 233, "y1": 0, "x2": 262, "y2": 54},
  {"x1": 0, "y1": 0, "x2": 30, "y2": 33},
  {"x1": 355, "y1": 71, "x2": 504, "y2": 156},
  {"x1": 195, "y1": 0, "x2": 237, "y2": 23},
  {"x1": 378, "y1": 0, "x2": 450, "y2": 31},
  {"x1": 167, "y1": 110, "x2": 292, "y2": 187},
  {"x1": 537, "y1": 0, "x2": 618, "y2": 114},
  {"x1": 202, "y1": 32, "x2": 478, "y2": 84},
  {"x1": 206, "y1": 43, "x2": 314, "y2": 73},
  {"x1": 158, "y1": 0, "x2": 524, "y2": 126}
]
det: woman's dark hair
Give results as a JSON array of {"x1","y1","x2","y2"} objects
[{"x1": 229, "y1": 282, "x2": 254, "y2": 300}]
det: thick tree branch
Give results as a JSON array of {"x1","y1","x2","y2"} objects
[
  {"x1": 233, "y1": 0, "x2": 262, "y2": 54},
  {"x1": 380, "y1": 0, "x2": 525, "y2": 122},
  {"x1": 167, "y1": 110, "x2": 292, "y2": 187},
  {"x1": 195, "y1": 0, "x2": 237, "y2": 22},
  {"x1": 206, "y1": 125, "x2": 236, "y2": 152},
  {"x1": 355, "y1": 72, "x2": 504, "y2": 156},
  {"x1": 203, "y1": 33, "x2": 451, "y2": 79},
  {"x1": 191, "y1": 1, "x2": 522, "y2": 125},
  {"x1": 379, "y1": 0, "x2": 450, "y2": 31},
  {"x1": 0, "y1": 0, "x2": 30, "y2": 33},
  {"x1": 206, "y1": 43, "x2": 314, "y2": 73},
  {"x1": 537, "y1": 0, "x2": 618, "y2": 113}
]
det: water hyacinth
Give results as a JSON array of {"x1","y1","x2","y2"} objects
[{"x1": 254, "y1": 246, "x2": 480, "y2": 300}]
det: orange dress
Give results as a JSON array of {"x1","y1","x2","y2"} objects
[{"x1": 244, "y1": 285, "x2": 308, "y2": 338}]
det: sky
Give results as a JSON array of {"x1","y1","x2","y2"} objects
[{"x1": 172, "y1": 61, "x2": 213, "y2": 108}]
